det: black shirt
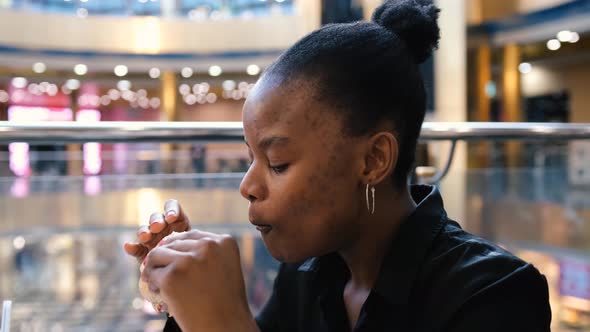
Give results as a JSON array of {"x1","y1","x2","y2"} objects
[{"x1": 164, "y1": 185, "x2": 552, "y2": 332}]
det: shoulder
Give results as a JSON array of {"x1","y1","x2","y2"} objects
[
  {"x1": 428, "y1": 218, "x2": 529, "y2": 280},
  {"x1": 415, "y1": 218, "x2": 551, "y2": 329}
]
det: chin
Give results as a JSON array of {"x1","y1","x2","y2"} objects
[{"x1": 262, "y1": 239, "x2": 312, "y2": 263}]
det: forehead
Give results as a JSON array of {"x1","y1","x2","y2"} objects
[{"x1": 242, "y1": 77, "x2": 328, "y2": 138}]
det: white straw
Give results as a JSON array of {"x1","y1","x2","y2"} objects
[{"x1": 1, "y1": 300, "x2": 11, "y2": 332}]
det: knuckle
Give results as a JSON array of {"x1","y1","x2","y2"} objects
[
  {"x1": 199, "y1": 237, "x2": 218, "y2": 254},
  {"x1": 219, "y1": 234, "x2": 238, "y2": 249},
  {"x1": 173, "y1": 255, "x2": 194, "y2": 272},
  {"x1": 145, "y1": 247, "x2": 156, "y2": 263}
]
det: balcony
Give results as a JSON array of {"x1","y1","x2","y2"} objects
[{"x1": 0, "y1": 121, "x2": 589, "y2": 331}]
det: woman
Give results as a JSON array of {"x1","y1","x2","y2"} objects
[{"x1": 124, "y1": 0, "x2": 552, "y2": 331}]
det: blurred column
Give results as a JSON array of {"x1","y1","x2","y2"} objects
[
  {"x1": 240, "y1": 234, "x2": 255, "y2": 282},
  {"x1": 0, "y1": 102, "x2": 7, "y2": 120},
  {"x1": 360, "y1": 0, "x2": 381, "y2": 20},
  {"x1": 67, "y1": 90, "x2": 83, "y2": 176},
  {"x1": 502, "y1": 43, "x2": 522, "y2": 167},
  {"x1": 160, "y1": 0, "x2": 177, "y2": 18},
  {"x1": 0, "y1": 0, "x2": 12, "y2": 9},
  {"x1": 53, "y1": 236, "x2": 76, "y2": 303},
  {"x1": 476, "y1": 45, "x2": 491, "y2": 122},
  {"x1": 161, "y1": 71, "x2": 178, "y2": 122},
  {"x1": 295, "y1": 0, "x2": 322, "y2": 34},
  {"x1": 475, "y1": 44, "x2": 492, "y2": 167},
  {"x1": 0, "y1": 241, "x2": 13, "y2": 297},
  {"x1": 434, "y1": 0, "x2": 467, "y2": 224},
  {"x1": 161, "y1": 71, "x2": 178, "y2": 173}
]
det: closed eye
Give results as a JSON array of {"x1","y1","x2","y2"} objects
[{"x1": 269, "y1": 164, "x2": 289, "y2": 174}]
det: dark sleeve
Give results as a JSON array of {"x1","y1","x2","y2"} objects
[
  {"x1": 163, "y1": 316, "x2": 182, "y2": 332},
  {"x1": 445, "y1": 264, "x2": 552, "y2": 332},
  {"x1": 255, "y1": 264, "x2": 285, "y2": 332}
]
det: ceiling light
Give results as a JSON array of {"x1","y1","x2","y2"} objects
[
  {"x1": 149, "y1": 67, "x2": 161, "y2": 79},
  {"x1": 181, "y1": 67, "x2": 194, "y2": 78},
  {"x1": 74, "y1": 64, "x2": 88, "y2": 76},
  {"x1": 208, "y1": 65, "x2": 222, "y2": 77},
  {"x1": 546, "y1": 39, "x2": 561, "y2": 51},
  {"x1": 222, "y1": 80, "x2": 236, "y2": 91},
  {"x1": 66, "y1": 79, "x2": 81, "y2": 90},
  {"x1": 117, "y1": 80, "x2": 132, "y2": 91},
  {"x1": 557, "y1": 30, "x2": 572, "y2": 42},
  {"x1": 246, "y1": 64, "x2": 261, "y2": 76},
  {"x1": 32, "y1": 62, "x2": 47, "y2": 74},
  {"x1": 76, "y1": 7, "x2": 88, "y2": 18},
  {"x1": 518, "y1": 62, "x2": 532, "y2": 74},
  {"x1": 11, "y1": 77, "x2": 28, "y2": 89},
  {"x1": 114, "y1": 65, "x2": 128, "y2": 77}
]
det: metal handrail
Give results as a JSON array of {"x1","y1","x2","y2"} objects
[
  {"x1": 0, "y1": 121, "x2": 589, "y2": 143},
  {"x1": 1, "y1": 121, "x2": 588, "y2": 184}
]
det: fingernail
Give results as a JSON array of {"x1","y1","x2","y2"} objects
[{"x1": 166, "y1": 211, "x2": 176, "y2": 218}]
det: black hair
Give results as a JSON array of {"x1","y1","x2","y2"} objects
[{"x1": 264, "y1": 0, "x2": 440, "y2": 188}]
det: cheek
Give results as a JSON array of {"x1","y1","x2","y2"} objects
[{"x1": 267, "y1": 168, "x2": 359, "y2": 261}]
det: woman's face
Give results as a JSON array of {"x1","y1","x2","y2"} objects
[{"x1": 240, "y1": 78, "x2": 367, "y2": 263}]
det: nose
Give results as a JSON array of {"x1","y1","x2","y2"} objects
[{"x1": 239, "y1": 163, "x2": 265, "y2": 203}]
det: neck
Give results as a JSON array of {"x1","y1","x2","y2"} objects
[{"x1": 339, "y1": 185, "x2": 416, "y2": 290}]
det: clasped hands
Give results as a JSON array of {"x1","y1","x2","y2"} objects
[{"x1": 124, "y1": 199, "x2": 259, "y2": 332}]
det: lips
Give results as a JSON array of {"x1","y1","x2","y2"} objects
[
  {"x1": 250, "y1": 218, "x2": 272, "y2": 234},
  {"x1": 255, "y1": 225, "x2": 273, "y2": 234},
  {"x1": 249, "y1": 209, "x2": 273, "y2": 234}
]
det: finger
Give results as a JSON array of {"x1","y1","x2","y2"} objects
[
  {"x1": 146, "y1": 263, "x2": 174, "y2": 295},
  {"x1": 162, "y1": 229, "x2": 217, "y2": 244},
  {"x1": 163, "y1": 199, "x2": 179, "y2": 223},
  {"x1": 148, "y1": 212, "x2": 166, "y2": 234},
  {"x1": 161, "y1": 238, "x2": 200, "y2": 252},
  {"x1": 124, "y1": 242, "x2": 149, "y2": 260},
  {"x1": 163, "y1": 199, "x2": 189, "y2": 225},
  {"x1": 142, "y1": 246, "x2": 188, "y2": 281},
  {"x1": 137, "y1": 225, "x2": 152, "y2": 243}
]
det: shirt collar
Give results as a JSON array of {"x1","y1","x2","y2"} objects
[
  {"x1": 297, "y1": 185, "x2": 448, "y2": 305},
  {"x1": 373, "y1": 184, "x2": 448, "y2": 305}
]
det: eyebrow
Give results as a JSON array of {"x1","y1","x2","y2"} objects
[{"x1": 245, "y1": 136, "x2": 290, "y2": 151}]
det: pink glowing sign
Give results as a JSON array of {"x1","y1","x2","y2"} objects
[
  {"x1": 7, "y1": 106, "x2": 73, "y2": 177},
  {"x1": 76, "y1": 109, "x2": 102, "y2": 176},
  {"x1": 560, "y1": 258, "x2": 590, "y2": 300}
]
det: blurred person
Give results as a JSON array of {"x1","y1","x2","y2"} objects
[
  {"x1": 190, "y1": 144, "x2": 207, "y2": 187},
  {"x1": 190, "y1": 144, "x2": 207, "y2": 173},
  {"x1": 124, "y1": 0, "x2": 552, "y2": 331},
  {"x1": 31, "y1": 144, "x2": 59, "y2": 175}
]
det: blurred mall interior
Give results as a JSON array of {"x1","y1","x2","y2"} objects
[{"x1": 0, "y1": 0, "x2": 589, "y2": 331}]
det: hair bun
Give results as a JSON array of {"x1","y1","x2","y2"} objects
[{"x1": 372, "y1": 0, "x2": 440, "y2": 64}]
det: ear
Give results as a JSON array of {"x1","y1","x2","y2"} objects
[{"x1": 361, "y1": 131, "x2": 398, "y2": 185}]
